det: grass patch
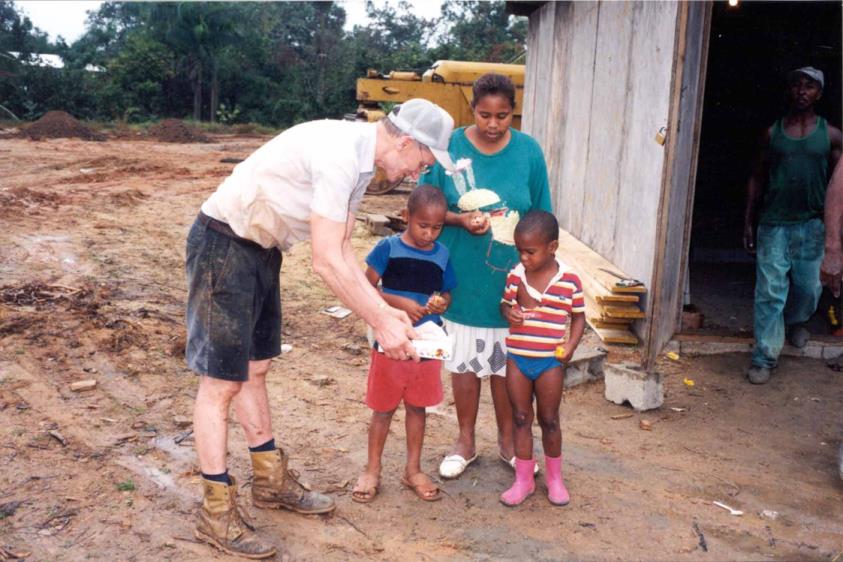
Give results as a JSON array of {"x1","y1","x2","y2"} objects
[{"x1": 116, "y1": 479, "x2": 135, "y2": 492}]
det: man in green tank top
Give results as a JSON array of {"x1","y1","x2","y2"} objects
[{"x1": 743, "y1": 66, "x2": 842, "y2": 384}]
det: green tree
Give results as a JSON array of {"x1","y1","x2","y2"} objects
[
  {"x1": 348, "y1": 0, "x2": 437, "y2": 76},
  {"x1": 433, "y1": 0, "x2": 526, "y2": 63},
  {"x1": 104, "y1": 32, "x2": 174, "y2": 120}
]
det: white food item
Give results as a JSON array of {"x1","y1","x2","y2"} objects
[
  {"x1": 457, "y1": 188, "x2": 501, "y2": 211},
  {"x1": 489, "y1": 210, "x2": 520, "y2": 245}
]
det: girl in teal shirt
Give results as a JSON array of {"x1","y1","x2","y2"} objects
[{"x1": 420, "y1": 73, "x2": 552, "y2": 480}]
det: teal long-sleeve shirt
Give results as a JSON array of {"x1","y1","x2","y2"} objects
[{"x1": 420, "y1": 127, "x2": 552, "y2": 328}]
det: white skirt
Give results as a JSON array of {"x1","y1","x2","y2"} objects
[{"x1": 443, "y1": 319, "x2": 509, "y2": 378}]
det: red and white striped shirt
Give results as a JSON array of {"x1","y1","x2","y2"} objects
[{"x1": 501, "y1": 258, "x2": 585, "y2": 358}]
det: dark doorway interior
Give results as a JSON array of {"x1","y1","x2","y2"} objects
[{"x1": 687, "y1": 1, "x2": 842, "y2": 336}]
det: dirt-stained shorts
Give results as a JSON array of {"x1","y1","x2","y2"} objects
[
  {"x1": 366, "y1": 349, "x2": 443, "y2": 412},
  {"x1": 184, "y1": 216, "x2": 282, "y2": 381}
]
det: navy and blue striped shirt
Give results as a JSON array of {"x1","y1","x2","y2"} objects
[{"x1": 366, "y1": 235, "x2": 457, "y2": 326}]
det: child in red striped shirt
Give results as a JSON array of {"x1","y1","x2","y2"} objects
[{"x1": 498, "y1": 210, "x2": 585, "y2": 507}]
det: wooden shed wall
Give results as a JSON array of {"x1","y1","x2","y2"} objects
[{"x1": 523, "y1": 1, "x2": 680, "y2": 298}]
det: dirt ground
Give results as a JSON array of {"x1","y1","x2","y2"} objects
[{"x1": 1, "y1": 133, "x2": 842, "y2": 561}]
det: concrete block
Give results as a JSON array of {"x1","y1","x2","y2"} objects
[
  {"x1": 679, "y1": 340, "x2": 752, "y2": 356},
  {"x1": 822, "y1": 345, "x2": 843, "y2": 360},
  {"x1": 802, "y1": 344, "x2": 823, "y2": 360},
  {"x1": 604, "y1": 363, "x2": 663, "y2": 411},
  {"x1": 662, "y1": 340, "x2": 681, "y2": 355},
  {"x1": 564, "y1": 347, "x2": 606, "y2": 388},
  {"x1": 365, "y1": 214, "x2": 391, "y2": 236}
]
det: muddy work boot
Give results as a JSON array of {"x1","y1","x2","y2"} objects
[
  {"x1": 747, "y1": 365, "x2": 772, "y2": 385},
  {"x1": 250, "y1": 447, "x2": 336, "y2": 514},
  {"x1": 195, "y1": 476, "x2": 278, "y2": 560}
]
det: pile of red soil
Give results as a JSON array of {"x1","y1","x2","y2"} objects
[
  {"x1": 148, "y1": 119, "x2": 211, "y2": 143},
  {"x1": 21, "y1": 110, "x2": 106, "y2": 141}
]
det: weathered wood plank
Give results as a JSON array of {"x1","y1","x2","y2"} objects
[
  {"x1": 602, "y1": 304, "x2": 646, "y2": 319},
  {"x1": 592, "y1": 326, "x2": 640, "y2": 345},
  {"x1": 595, "y1": 294, "x2": 640, "y2": 304},
  {"x1": 555, "y1": 2, "x2": 599, "y2": 236},
  {"x1": 580, "y1": 2, "x2": 634, "y2": 255},
  {"x1": 644, "y1": 1, "x2": 711, "y2": 368}
]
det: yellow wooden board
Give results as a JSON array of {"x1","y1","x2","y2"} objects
[
  {"x1": 589, "y1": 317, "x2": 633, "y2": 329},
  {"x1": 557, "y1": 228, "x2": 647, "y2": 296},
  {"x1": 592, "y1": 326, "x2": 639, "y2": 345},
  {"x1": 602, "y1": 304, "x2": 646, "y2": 319},
  {"x1": 610, "y1": 284, "x2": 647, "y2": 295},
  {"x1": 596, "y1": 294, "x2": 640, "y2": 304}
]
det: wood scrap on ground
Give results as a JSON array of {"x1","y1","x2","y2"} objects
[{"x1": 556, "y1": 228, "x2": 647, "y2": 345}]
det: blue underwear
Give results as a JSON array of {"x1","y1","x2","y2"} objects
[{"x1": 508, "y1": 353, "x2": 562, "y2": 381}]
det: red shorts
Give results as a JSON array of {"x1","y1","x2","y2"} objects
[{"x1": 366, "y1": 349, "x2": 443, "y2": 412}]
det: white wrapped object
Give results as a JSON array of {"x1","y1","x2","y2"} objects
[
  {"x1": 490, "y1": 210, "x2": 520, "y2": 245},
  {"x1": 457, "y1": 188, "x2": 501, "y2": 211},
  {"x1": 376, "y1": 321, "x2": 454, "y2": 360}
]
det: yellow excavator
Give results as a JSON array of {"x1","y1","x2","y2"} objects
[{"x1": 355, "y1": 60, "x2": 525, "y2": 194}]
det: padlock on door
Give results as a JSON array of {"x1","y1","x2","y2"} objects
[{"x1": 655, "y1": 126, "x2": 667, "y2": 145}]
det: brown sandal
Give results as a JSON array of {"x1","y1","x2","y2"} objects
[
  {"x1": 400, "y1": 472, "x2": 442, "y2": 502},
  {"x1": 351, "y1": 473, "x2": 380, "y2": 504}
]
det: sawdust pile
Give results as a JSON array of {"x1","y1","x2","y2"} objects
[
  {"x1": 21, "y1": 111, "x2": 106, "y2": 141},
  {"x1": 148, "y1": 119, "x2": 211, "y2": 143}
]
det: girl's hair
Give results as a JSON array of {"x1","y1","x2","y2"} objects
[{"x1": 471, "y1": 73, "x2": 516, "y2": 110}]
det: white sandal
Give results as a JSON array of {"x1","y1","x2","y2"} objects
[{"x1": 438, "y1": 453, "x2": 478, "y2": 479}]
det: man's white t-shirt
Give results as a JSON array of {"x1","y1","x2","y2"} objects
[{"x1": 201, "y1": 120, "x2": 377, "y2": 250}]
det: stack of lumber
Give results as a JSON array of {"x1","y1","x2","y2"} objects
[{"x1": 555, "y1": 228, "x2": 646, "y2": 345}]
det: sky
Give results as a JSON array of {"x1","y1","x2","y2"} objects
[{"x1": 16, "y1": 1, "x2": 445, "y2": 43}]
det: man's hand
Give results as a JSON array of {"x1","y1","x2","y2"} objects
[
  {"x1": 742, "y1": 223, "x2": 756, "y2": 254},
  {"x1": 374, "y1": 306, "x2": 419, "y2": 361},
  {"x1": 821, "y1": 248, "x2": 843, "y2": 297},
  {"x1": 461, "y1": 211, "x2": 490, "y2": 236}
]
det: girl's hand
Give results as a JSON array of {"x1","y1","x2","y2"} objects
[
  {"x1": 505, "y1": 304, "x2": 525, "y2": 327},
  {"x1": 461, "y1": 211, "x2": 490, "y2": 235}
]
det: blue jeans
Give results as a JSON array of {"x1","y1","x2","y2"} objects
[{"x1": 751, "y1": 218, "x2": 824, "y2": 368}]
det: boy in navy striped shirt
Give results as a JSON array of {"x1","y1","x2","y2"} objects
[{"x1": 352, "y1": 185, "x2": 456, "y2": 503}]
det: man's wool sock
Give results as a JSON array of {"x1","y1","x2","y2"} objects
[
  {"x1": 249, "y1": 438, "x2": 276, "y2": 453},
  {"x1": 202, "y1": 471, "x2": 232, "y2": 485}
]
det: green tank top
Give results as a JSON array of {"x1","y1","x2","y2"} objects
[{"x1": 759, "y1": 116, "x2": 830, "y2": 225}]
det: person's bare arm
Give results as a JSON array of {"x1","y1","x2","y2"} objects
[
  {"x1": 822, "y1": 157, "x2": 843, "y2": 297},
  {"x1": 743, "y1": 127, "x2": 772, "y2": 254},
  {"x1": 311, "y1": 213, "x2": 417, "y2": 360},
  {"x1": 829, "y1": 124, "x2": 842, "y2": 172},
  {"x1": 557, "y1": 312, "x2": 586, "y2": 363}
]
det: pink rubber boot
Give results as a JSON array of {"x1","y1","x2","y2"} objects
[
  {"x1": 545, "y1": 454, "x2": 570, "y2": 506},
  {"x1": 500, "y1": 457, "x2": 536, "y2": 507}
]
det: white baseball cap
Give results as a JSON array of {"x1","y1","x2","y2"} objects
[
  {"x1": 387, "y1": 98, "x2": 456, "y2": 172},
  {"x1": 788, "y1": 66, "x2": 824, "y2": 89}
]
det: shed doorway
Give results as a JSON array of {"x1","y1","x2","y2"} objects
[{"x1": 685, "y1": 0, "x2": 842, "y2": 338}]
